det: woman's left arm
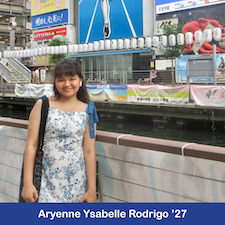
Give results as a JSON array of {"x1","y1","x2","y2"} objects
[{"x1": 79, "y1": 121, "x2": 97, "y2": 203}]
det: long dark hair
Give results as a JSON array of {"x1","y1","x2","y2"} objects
[{"x1": 53, "y1": 58, "x2": 90, "y2": 103}]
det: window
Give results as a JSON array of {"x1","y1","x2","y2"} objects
[{"x1": 81, "y1": 54, "x2": 132, "y2": 83}]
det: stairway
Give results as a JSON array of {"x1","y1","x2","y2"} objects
[
  {"x1": 7, "y1": 64, "x2": 30, "y2": 83},
  {"x1": 7, "y1": 58, "x2": 31, "y2": 83}
]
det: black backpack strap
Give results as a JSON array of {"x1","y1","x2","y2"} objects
[
  {"x1": 18, "y1": 96, "x2": 49, "y2": 202},
  {"x1": 38, "y1": 97, "x2": 49, "y2": 150}
]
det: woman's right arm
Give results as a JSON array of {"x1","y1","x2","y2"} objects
[{"x1": 21, "y1": 99, "x2": 42, "y2": 202}]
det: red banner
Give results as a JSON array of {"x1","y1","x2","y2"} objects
[{"x1": 33, "y1": 27, "x2": 67, "y2": 41}]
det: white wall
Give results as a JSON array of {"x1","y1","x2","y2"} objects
[{"x1": 96, "y1": 142, "x2": 225, "y2": 202}]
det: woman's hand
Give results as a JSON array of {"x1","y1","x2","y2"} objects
[
  {"x1": 21, "y1": 184, "x2": 38, "y2": 202},
  {"x1": 79, "y1": 190, "x2": 97, "y2": 203}
]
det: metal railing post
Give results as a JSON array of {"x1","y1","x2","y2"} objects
[
  {"x1": 181, "y1": 71, "x2": 183, "y2": 84},
  {"x1": 1, "y1": 76, "x2": 4, "y2": 96}
]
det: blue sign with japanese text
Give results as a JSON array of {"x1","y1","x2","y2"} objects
[
  {"x1": 32, "y1": 9, "x2": 68, "y2": 29},
  {"x1": 79, "y1": 0, "x2": 143, "y2": 43}
]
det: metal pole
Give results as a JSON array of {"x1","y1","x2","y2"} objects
[
  {"x1": 104, "y1": 36, "x2": 106, "y2": 83},
  {"x1": 45, "y1": 46, "x2": 47, "y2": 83},
  {"x1": 213, "y1": 44, "x2": 217, "y2": 84},
  {"x1": 1, "y1": 75, "x2": 4, "y2": 96},
  {"x1": 143, "y1": 0, "x2": 156, "y2": 36},
  {"x1": 10, "y1": 29, "x2": 15, "y2": 51},
  {"x1": 181, "y1": 71, "x2": 183, "y2": 84}
]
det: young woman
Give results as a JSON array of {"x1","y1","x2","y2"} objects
[
  {"x1": 147, "y1": 69, "x2": 157, "y2": 84},
  {"x1": 21, "y1": 58, "x2": 98, "y2": 203}
]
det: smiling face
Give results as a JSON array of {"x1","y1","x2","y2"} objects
[
  {"x1": 53, "y1": 59, "x2": 84, "y2": 99},
  {"x1": 55, "y1": 74, "x2": 81, "y2": 98}
]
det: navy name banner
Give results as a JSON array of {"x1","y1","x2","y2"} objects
[{"x1": 0, "y1": 203, "x2": 224, "y2": 224}]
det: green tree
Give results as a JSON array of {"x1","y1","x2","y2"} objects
[
  {"x1": 48, "y1": 36, "x2": 69, "y2": 64},
  {"x1": 159, "y1": 23, "x2": 185, "y2": 84}
]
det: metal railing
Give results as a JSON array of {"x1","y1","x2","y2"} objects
[
  {"x1": 0, "y1": 61, "x2": 12, "y2": 82},
  {"x1": 84, "y1": 70, "x2": 132, "y2": 84},
  {"x1": 7, "y1": 58, "x2": 31, "y2": 82},
  {"x1": 0, "y1": 68, "x2": 224, "y2": 90},
  {"x1": 176, "y1": 68, "x2": 217, "y2": 84},
  {"x1": 83, "y1": 68, "x2": 222, "y2": 85}
]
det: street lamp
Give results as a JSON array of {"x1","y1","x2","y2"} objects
[{"x1": 8, "y1": 17, "x2": 17, "y2": 51}]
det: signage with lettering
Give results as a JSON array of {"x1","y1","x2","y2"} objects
[
  {"x1": 31, "y1": 0, "x2": 66, "y2": 16},
  {"x1": 156, "y1": 0, "x2": 225, "y2": 14},
  {"x1": 33, "y1": 27, "x2": 67, "y2": 41},
  {"x1": 32, "y1": 9, "x2": 68, "y2": 29}
]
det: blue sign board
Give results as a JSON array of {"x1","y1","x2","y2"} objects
[
  {"x1": 0, "y1": 203, "x2": 225, "y2": 225},
  {"x1": 32, "y1": 9, "x2": 68, "y2": 29},
  {"x1": 176, "y1": 55, "x2": 213, "y2": 83},
  {"x1": 79, "y1": 0, "x2": 143, "y2": 43}
]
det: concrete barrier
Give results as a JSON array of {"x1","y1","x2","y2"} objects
[{"x1": 0, "y1": 117, "x2": 224, "y2": 202}]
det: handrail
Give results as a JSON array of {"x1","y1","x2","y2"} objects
[
  {"x1": 7, "y1": 58, "x2": 31, "y2": 82},
  {"x1": 12, "y1": 58, "x2": 31, "y2": 74},
  {"x1": 0, "y1": 62, "x2": 12, "y2": 82},
  {"x1": 0, "y1": 117, "x2": 224, "y2": 163}
]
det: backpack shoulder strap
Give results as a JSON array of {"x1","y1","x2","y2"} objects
[{"x1": 38, "y1": 97, "x2": 49, "y2": 149}]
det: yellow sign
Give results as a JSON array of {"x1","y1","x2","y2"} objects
[{"x1": 31, "y1": 0, "x2": 66, "y2": 16}]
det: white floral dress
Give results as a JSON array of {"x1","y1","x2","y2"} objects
[{"x1": 38, "y1": 103, "x2": 98, "y2": 203}]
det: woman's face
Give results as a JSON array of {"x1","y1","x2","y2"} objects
[{"x1": 55, "y1": 74, "x2": 81, "y2": 98}]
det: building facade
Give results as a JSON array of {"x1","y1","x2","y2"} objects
[
  {"x1": 0, "y1": 0, "x2": 32, "y2": 53},
  {"x1": 6, "y1": 0, "x2": 225, "y2": 84}
]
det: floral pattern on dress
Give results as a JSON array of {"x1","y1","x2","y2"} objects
[{"x1": 38, "y1": 108, "x2": 88, "y2": 202}]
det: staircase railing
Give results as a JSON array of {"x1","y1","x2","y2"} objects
[
  {"x1": 0, "y1": 62, "x2": 12, "y2": 82},
  {"x1": 7, "y1": 58, "x2": 31, "y2": 82}
]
